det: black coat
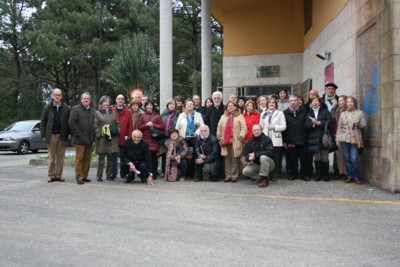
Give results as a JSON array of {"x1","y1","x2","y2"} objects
[
  {"x1": 40, "y1": 101, "x2": 71, "y2": 143},
  {"x1": 282, "y1": 107, "x2": 308, "y2": 145},
  {"x1": 194, "y1": 134, "x2": 220, "y2": 164},
  {"x1": 204, "y1": 104, "x2": 225, "y2": 136},
  {"x1": 244, "y1": 133, "x2": 275, "y2": 165},
  {"x1": 305, "y1": 106, "x2": 334, "y2": 153},
  {"x1": 120, "y1": 139, "x2": 152, "y2": 172}
]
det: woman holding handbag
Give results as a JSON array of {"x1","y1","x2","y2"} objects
[
  {"x1": 305, "y1": 97, "x2": 333, "y2": 182},
  {"x1": 217, "y1": 101, "x2": 247, "y2": 183},
  {"x1": 330, "y1": 95, "x2": 347, "y2": 179},
  {"x1": 138, "y1": 100, "x2": 165, "y2": 180},
  {"x1": 335, "y1": 96, "x2": 366, "y2": 184}
]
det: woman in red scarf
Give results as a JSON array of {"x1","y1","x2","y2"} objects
[{"x1": 217, "y1": 101, "x2": 247, "y2": 183}]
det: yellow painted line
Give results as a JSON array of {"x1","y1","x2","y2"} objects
[{"x1": 2, "y1": 178, "x2": 400, "y2": 205}]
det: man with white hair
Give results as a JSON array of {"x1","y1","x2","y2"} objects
[
  {"x1": 204, "y1": 91, "x2": 224, "y2": 136},
  {"x1": 320, "y1": 82, "x2": 339, "y2": 112},
  {"x1": 194, "y1": 125, "x2": 221, "y2": 182},
  {"x1": 120, "y1": 130, "x2": 154, "y2": 186}
]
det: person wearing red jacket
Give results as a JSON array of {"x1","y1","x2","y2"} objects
[
  {"x1": 243, "y1": 100, "x2": 260, "y2": 142},
  {"x1": 112, "y1": 94, "x2": 133, "y2": 179},
  {"x1": 138, "y1": 100, "x2": 165, "y2": 180}
]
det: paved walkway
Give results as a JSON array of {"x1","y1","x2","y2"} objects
[{"x1": 0, "y1": 164, "x2": 399, "y2": 266}]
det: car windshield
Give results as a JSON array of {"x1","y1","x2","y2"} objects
[{"x1": 4, "y1": 121, "x2": 34, "y2": 132}]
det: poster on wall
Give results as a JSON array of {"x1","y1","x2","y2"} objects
[{"x1": 356, "y1": 18, "x2": 381, "y2": 147}]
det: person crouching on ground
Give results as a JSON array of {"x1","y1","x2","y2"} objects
[
  {"x1": 194, "y1": 125, "x2": 221, "y2": 182},
  {"x1": 164, "y1": 129, "x2": 189, "y2": 182},
  {"x1": 243, "y1": 124, "x2": 275, "y2": 188},
  {"x1": 120, "y1": 130, "x2": 154, "y2": 186}
]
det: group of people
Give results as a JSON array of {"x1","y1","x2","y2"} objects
[{"x1": 40, "y1": 82, "x2": 366, "y2": 188}]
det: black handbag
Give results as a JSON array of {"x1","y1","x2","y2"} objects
[
  {"x1": 149, "y1": 126, "x2": 165, "y2": 140},
  {"x1": 322, "y1": 123, "x2": 333, "y2": 149}
]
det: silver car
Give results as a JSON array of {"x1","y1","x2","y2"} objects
[{"x1": 0, "y1": 120, "x2": 47, "y2": 154}]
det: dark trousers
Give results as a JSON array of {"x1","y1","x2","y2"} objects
[
  {"x1": 112, "y1": 146, "x2": 129, "y2": 177},
  {"x1": 286, "y1": 144, "x2": 309, "y2": 177},
  {"x1": 150, "y1": 150, "x2": 158, "y2": 179},
  {"x1": 195, "y1": 159, "x2": 221, "y2": 181},
  {"x1": 303, "y1": 143, "x2": 314, "y2": 176},
  {"x1": 127, "y1": 161, "x2": 149, "y2": 183}
]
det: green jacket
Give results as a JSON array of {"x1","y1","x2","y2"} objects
[{"x1": 40, "y1": 101, "x2": 71, "y2": 143}]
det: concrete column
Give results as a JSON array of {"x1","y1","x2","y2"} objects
[
  {"x1": 201, "y1": 0, "x2": 212, "y2": 100},
  {"x1": 160, "y1": 0, "x2": 173, "y2": 110}
]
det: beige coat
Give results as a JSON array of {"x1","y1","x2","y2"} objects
[
  {"x1": 217, "y1": 110, "x2": 247, "y2": 157},
  {"x1": 336, "y1": 109, "x2": 366, "y2": 143}
]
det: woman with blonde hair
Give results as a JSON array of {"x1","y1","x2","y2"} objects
[
  {"x1": 259, "y1": 96, "x2": 287, "y2": 181},
  {"x1": 217, "y1": 101, "x2": 247, "y2": 183},
  {"x1": 335, "y1": 96, "x2": 366, "y2": 184}
]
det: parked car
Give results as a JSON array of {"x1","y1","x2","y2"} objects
[{"x1": 0, "y1": 120, "x2": 47, "y2": 154}]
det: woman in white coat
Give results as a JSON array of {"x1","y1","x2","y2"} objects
[{"x1": 260, "y1": 96, "x2": 287, "y2": 181}]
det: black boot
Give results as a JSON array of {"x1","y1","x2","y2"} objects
[
  {"x1": 322, "y1": 162, "x2": 330, "y2": 182},
  {"x1": 314, "y1": 161, "x2": 321, "y2": 181}
]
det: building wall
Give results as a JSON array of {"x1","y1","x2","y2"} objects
[
  {"x1": 221, "y1": 0, "x2": 400, "y2": 192},
  {"x1": 303, "y1": 0, "x2": 399, "y2": 192}
]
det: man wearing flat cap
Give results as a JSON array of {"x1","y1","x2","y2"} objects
[{"x1": 320, "y1": 82, "x2": 339, "y2": 112}]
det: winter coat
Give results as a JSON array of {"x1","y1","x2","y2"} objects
[
  {"x1": 320, "y1": 93, "x2": 339, "y2": 112},
  {"x1": 112, "y1": 107, "x2": 133, "y2": 146},
  {"x1": 161, "y1": 108, "x2": 179, "y2": 136},
  {"x1": 40, "y1": 101, "x2": 71, "y2": 143},
  {"x1": 94, "y1": 108, "x2": 119, "y2": 154},
  {"x1": 204, "y1": 104, "x2": 225, "y2": 136},
  {"x1": 68, "y1": 104, "x2": 95, "y2": 145},
  {"x1": 243, "y1": 111, "x2": 260, "y2": 141},
  {"x1": 164, "y1": 136, "x2": 188, "y2": 158},
  {"x1": 217, "y1": 110, "x2": 247, "y2": 157},
  {"x1": 305, "y1": 105, "x2": 334, "y2": 153},
  {"x1": 138, "y1": 111, "x2": 164, "y2": 151},
  {"x1": 175, "y1": 111, "x2": 204, "y2": 138},
  {"x1": 120, "y1": 139, "x2": 152, "y2": 172},
  {"x1": 330, "y1": 104, "x2": 346, "y2": 134},
  {"x1": 244, "y1": 133, "x2": 275, "y2": 164},
  {"x1": 131, "y1": 109, "x2": 144, "y2": 131},
  {"x1": 259, "y1": 109, "x2": 287, "y2": 147},
  {"x1": 282, "y1": 107, "x2": 308, "y2": 145},
  {"x1": 336, "y1": 109, "x2": 366, "y2": 143},
  {"x1": 194, "y1": 134, "x2": 220, "y2": 164}
]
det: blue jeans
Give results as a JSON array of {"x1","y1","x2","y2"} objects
[{"x1": 340, "y1": 142, "x2": 360, "y2": 180}]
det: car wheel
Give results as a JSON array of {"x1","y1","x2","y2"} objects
[
  {"x1": 31, "y1": 149, "x2": 39, "y2": 153},
  {"x1": 17, "y1": 141, "x2": 30, "y2": 154}
]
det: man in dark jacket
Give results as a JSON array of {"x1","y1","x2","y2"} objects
[
  {"x1": 204, "y1": 91, "x2": 225, "y2": 136},
  {"x1": 320, "y1": 82, "x2": 339, "y2": 112},
  {"x1": 68, "y1": 92, "x2": 95, "y2": 185},
  {"x1": 282, "y1": 95, "x2": 310, "y2": 181},
  {"x1": 40, "y1": 88, "x2": 71, "y2": 182},
  {"x1": 120, "y1": 130, "x2": 153, "y2": 185},
  {"x1": 243, "y1": 124, "x2": 275, "y2": 188},
  {"x1": 194, "y1": 125, "x2": 221, "y2": 182}
]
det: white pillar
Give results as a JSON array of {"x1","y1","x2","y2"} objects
[
  {"x1": 160, "y1": 0, "x2": 173, "y2": 110},
  {"x1": 201, "y1": 0, "x2": 212, "y2": 99}
]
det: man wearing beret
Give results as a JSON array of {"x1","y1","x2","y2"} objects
[{"x1": 321, "y1": 82, "x2": 339, "y2": 112}]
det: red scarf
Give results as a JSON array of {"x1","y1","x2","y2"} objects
[{"x1": 224, "y1": 112, "x2": 234, "y2": 143}]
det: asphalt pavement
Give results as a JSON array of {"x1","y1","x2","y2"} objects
[{"x1": 0, "y1": 160, "x2": 399, "y2": 266}]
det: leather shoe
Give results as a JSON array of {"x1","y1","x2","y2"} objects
[
  {"x1": 224, "y1": 178, "x2": 231, "y2": 182},
  {"x1": 194, "y1": 177, "x2": 204, "y2": 182},
  {"x1": 82, "y1": 178, "x2": 91, "y2": 182},
  {"x1": 288, "y1": 175, "x2": 298, "y2": 181},
  {"x1": 344, "y1": 178, "x2": 352, "y2": 183},
  {"x1": 355, "y1": 179, "x2": 361, "y2": 185},
  {"x1": 301, "y1": 176, "x2": 311, "y2": 181},
  {"x1": 56, "y1": 178, "x2": 65, "y2": 182},
  {"x1": 48, "y1": 178, "x2": 56, "y2": 183},
  {"x1": 231, "y1": 178, "x2": 238, "y2": 183},
  {"x1": 258, "y1": 179, "x2": 269, "y2": 188},
  {"x1": 76, "y1": 179, "x2": 84, "y2": 185},
  {"x1": 97, "y1": 177, "x2": 103, "y2": 182},
  {"x1": 270, "y1": 176, "x2": 277, "y2": 182}
]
